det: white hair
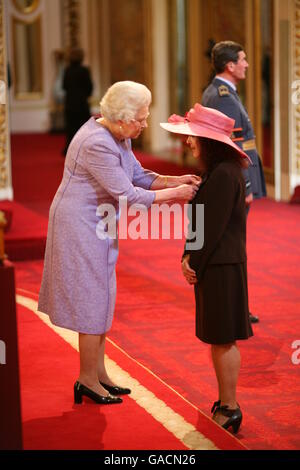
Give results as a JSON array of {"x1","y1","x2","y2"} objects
[{"x1": 100, "y1": 81, "x2": 151, "y2": 123}]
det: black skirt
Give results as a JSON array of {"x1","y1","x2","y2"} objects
[{"x1": 194, "y1": 262, "x2": 253, "y2": 344}]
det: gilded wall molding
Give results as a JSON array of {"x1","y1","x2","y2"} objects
[
  {"x1": 294, "y1": 0, "x2": 300, "y2": 175},
  {"x1": 0, "y1": 0, "x2": 11, "y2": 197}
]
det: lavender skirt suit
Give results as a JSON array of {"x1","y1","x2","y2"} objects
[{"x1": 38, "y1": 117, "x2": 158, "y2": 334}]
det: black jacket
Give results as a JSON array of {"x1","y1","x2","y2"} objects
[
  {"x1": 63, "y1": 64, "x2": 93, "y2": 113},
  {"x1": 183, "y1": 161, "x2": 247, "y2": 281}
]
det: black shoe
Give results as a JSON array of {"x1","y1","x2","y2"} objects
[
  {"x1": 211, "y1": 400, "x2": 221, "y2": 413},
  {"x1": 74, "y1": 381, "x2": 123, "y2": 404},
  {"x1": 211, "y1": 401, "x2": 242, "y2": 434},
  {"x1": 100, "y1": 381, "x2": 131, "y2": 396},
  {"x1": 249, "y1": 313, "x2": 260, "y2": 323}
]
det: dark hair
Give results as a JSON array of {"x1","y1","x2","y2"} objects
[
  {"x1": 199, "y1": 137, "x2": 248, "y2": 174},
  {"x1": 212, "y1": 41, "x2": 244, "y2": 74},
  {"x1": 69, "y1": 48, "x2": 84, "y2": 65}
]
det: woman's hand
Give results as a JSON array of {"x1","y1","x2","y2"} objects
[
  {"x1": 181, "y1": 255, "x2": 197, "y2": 285},
  {"x1": 151, "y1": 175, "x2": 201, "y2": 190},
  {"x1": 178, "y1": 174, "x2": 202, "y2": 186},
  {"x1": 176, "y1": 183, "x2": 199, "y2": 201},
  {"x1": 153, "y1": 179, "x2": 200, "y2": 203},
  {"x1": 245, "y1": 192, "x2": 253, "y2": 207}
]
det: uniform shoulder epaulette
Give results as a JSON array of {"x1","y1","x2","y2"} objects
[{"x1": 218, "y1": 85, "x2": 230, "y2": 97}]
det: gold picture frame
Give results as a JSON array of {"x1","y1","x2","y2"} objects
[{"x1": 12, "y1": 15, "x2": 43, "y2": 99}]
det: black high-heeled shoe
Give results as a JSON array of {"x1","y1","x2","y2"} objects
[
  {"x1": 211, "y1": 401, "x2": 242, "y2": 434},
  {"x1": 74, "y1": 381, "x2": 123, "y2": 405},
  {"x1": 100, "y1": 381, "x2": 131, "y2": 396},
  {"x1": 211, "y1": 400, "x2": 221, "y2": 412}
]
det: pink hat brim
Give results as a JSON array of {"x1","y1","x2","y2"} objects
[{"x1": 160, "y1": 121, "x2": 251, "y2": 163}]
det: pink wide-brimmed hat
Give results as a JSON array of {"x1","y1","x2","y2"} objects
[{"x1": 160, "y1": 103, "x2": 251, "y2": 162}]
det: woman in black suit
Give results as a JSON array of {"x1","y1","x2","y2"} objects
[{"x1": 160, "y1": 104, "x2": 253, "y2": 434}]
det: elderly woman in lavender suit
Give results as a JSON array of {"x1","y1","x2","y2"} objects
[{"x1": 38, "y1": 81, "x2": 200, "y2": 405}]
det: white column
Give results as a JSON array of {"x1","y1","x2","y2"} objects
[
  {"x1": 273, "y1": 0, "x2": 282, "y2": 200},
  {"x1": 0, "y1": 0, "x2": 13, "y2": 201},
  {"x1": 7, "y1": 0, "x2": 64, "y2": 132},
  {"x1": 149, "y1": 0, "x2": 172, "y2": 154},
  {"x1": 272, "y1": 0, "x2": 300, "y2": 201},
  {"x1": 291, "y1": 0, "x2": 300, "y2": 192},
  {"x1": 79, "y1": 0, "x2": 101, "y2": 112}
]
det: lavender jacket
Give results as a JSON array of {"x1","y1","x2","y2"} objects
[{"x1": 38, "y1": 117, "x2": 158, "y2": 334}]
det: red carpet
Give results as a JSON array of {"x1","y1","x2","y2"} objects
[
  {"x1": 8, "y1": 133, "x2": 300, "y2": 450},
  {"x1": 114, "y1": 199, "x2": 300, "y2": 451},
  {"x1": 16, "y1": 290, "x2": 244, "y2": 450},
  {"x1": 1, "y1": 133, "x2": 65, "y2": 260},
  {"x1": 11, "y1": 133, "x2": 65, "y2": 213},
  {"x1": 0, "y1": 200, "x2": 47, "y2": 261},
  {"x1": 17, "y1": 302, "x2": 187, "y2": 450}
]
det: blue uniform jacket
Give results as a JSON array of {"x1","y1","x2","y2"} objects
[{"x1": 202, "y1": 77, "x2": 266, "y2": 199}]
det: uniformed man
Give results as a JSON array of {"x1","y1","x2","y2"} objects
[{"x1": 202, "y1": 40, "x2": 266, "y2": 324}]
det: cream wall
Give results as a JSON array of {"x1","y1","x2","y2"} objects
[
  {"x1": 149, "y1": 0, "x2": 172, "y2": 154},
  {"x1": 7, "y1": 0, "x2": 62, "y2": 132},
  {"x1": 273, "y1": 0, "x2": 300, "y2": 200},
  {"x1": 80, "y1": 0, "x2": 102, "y2": 110},
  {"x1": 7, "y1": 0, "x2": 172, "y2": 151},
  {"x1": 4, "y1": 0, "x2": 299, "y2": 200}
]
